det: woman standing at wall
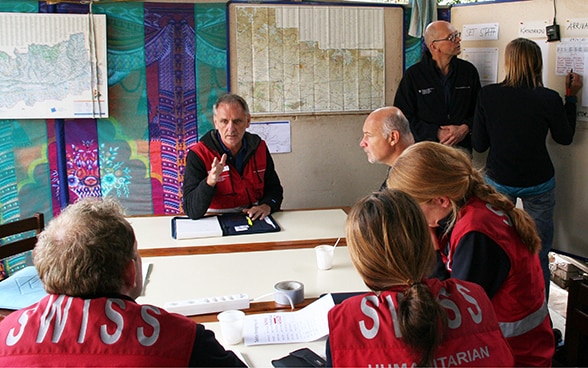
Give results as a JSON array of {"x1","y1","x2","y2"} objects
[{"x1": 472, "y1": 37, "x2": 582, "y2": 299}]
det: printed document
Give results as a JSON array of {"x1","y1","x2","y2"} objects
[{"x1": 243, "y1": 294, "x2": 335, "y2": 345}]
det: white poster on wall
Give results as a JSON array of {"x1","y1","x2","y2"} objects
[
  {"x1": 462, "y1": 48, "x2": 499, "y2": 86},
  {"x1": 247, "y1": 121, "x2": 291, "y2": 153},
  {"x1": 555, "y1": 38, "x2": 588, "y2": 119}
]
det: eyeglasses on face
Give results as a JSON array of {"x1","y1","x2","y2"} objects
[{"x1": 432, "y1": 31, "x2": 461, "y2": 43}]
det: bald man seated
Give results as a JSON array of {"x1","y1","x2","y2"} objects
[{"x1": 359, "y1": 106, "x2": 414, "y2": 190}]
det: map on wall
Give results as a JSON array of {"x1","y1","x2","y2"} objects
[
  {"x1": 0, "y1": 13, "x2": 108, "y2": 119},
  {"x1": 247, "y1": 120, "x2": 291, "y2": 153},
  {"x1": 233, "y1": 5, "x2": 385, "y2": 114}
]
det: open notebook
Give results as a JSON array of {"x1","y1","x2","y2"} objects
[{"x1": 171, "y1": 213, "x2": 280, "y2": 240}]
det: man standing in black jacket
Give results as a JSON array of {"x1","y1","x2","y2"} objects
[{"x1": 394, "y1": 20, "x2": 481, "y2": 152}]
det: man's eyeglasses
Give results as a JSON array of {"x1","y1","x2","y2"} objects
[{"x1": 432, "y1": 32, "x2": 461, "y2": 43}]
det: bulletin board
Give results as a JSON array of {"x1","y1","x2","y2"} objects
[
  {"x1": 451, "y1": 0, "x2": 588, "y2": 118},
  {"x1": 452, "y1": 0, "x2": 588, "y2": 258},
  {"x1": 227, "y1": 1, "x2": 404, "y2": 114}
]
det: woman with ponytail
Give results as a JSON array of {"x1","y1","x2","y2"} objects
[
  {"x1": 386, "y1": 141, "x2": 554, "y2": 366},
  {"x1": 326, "y1": 189, "x2": 513, "y2": 367}
]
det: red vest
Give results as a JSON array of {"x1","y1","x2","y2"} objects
[
  {"x1": 328, "y1": 278, "x2": 514, "y2": 367},
  {"x1": 450, "y1": 197, "x2": 554, "y2": 366},
  {"x1": 0, "y1": 295, "x2": 196, "y2": 366},
  {"x1": 192, "y1": 141, "x2": 267, "y2": 211}
]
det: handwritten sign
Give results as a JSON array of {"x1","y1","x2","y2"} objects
[
  {"x1": 565, "y1": 18, "x2": 588, "y2": 37},
  {"x1": 461, "y1": 23, "x2": 499, "y2": 41},
  {"x1": 518, "y1": 20, "x2": 549, "y2": 39}
]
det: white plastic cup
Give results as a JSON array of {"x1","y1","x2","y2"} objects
[
  {"x1": 315, "y1": 245, "x2": 335, "y2": 270},
  {"x1": 217, "y1": 310, "x2": 245, "y2": 345}
]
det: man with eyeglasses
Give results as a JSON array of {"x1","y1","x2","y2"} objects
[{"x1": 394, "y1": 20, "x2": 481, "y2": 152}]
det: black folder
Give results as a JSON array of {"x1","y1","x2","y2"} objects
[{"x1": 171, "y1": 213, "x2": 280, "y2": 239}]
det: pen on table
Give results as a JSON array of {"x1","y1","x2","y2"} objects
[
  {"x1": 264, "y1": 216, "x2": 277, "y2": 229},
  {"x1": 246, "y1": 215, "x2": 253, "y2": 226}
]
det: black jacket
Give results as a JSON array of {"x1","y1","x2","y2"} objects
[
  {"x1": 182, "y1": 130, "x2": 283, "y2": 219},
  {"x1": 472, "y1": 83, "x2": 576, "y2": 187},
  {"x1": 394, "y1": 51, "x2": 481, "y2": 150}
]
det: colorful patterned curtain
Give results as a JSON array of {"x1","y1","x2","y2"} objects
[{"x1": 0, "y1": 1, "x2": 227, "y2": 277}]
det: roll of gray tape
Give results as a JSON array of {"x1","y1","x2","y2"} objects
[{"x1": 274, "y1": 280, "x2": 304, "y2": 306}]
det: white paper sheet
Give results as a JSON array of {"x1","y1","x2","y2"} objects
[
  {"x1": 173, "y1": 216, "x2": 223, "y2": 239},
  {"x1": 243, "y1": 294, "x2": 335, "y2": 345},
  {"x1": 0, "y1": 266, "x2": 47, "y2": 309}
]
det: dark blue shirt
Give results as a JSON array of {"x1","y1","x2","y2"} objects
[
  {"x1": 216, "y1": 131, "x2": 248, "y2": 175},
  {"x1": 434, "y1": 215, "x2": 511, "y2": 299}
]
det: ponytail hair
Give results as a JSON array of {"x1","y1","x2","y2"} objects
[
  {"x1": 399, "y1": 282, "x2": 447, "y2": 366},
  {"x1": 470, "y1": 170, "x2": 541, "y2": 253},
  {"x1": 346, "y1": 190, "x2": 447, "y2": 366},
  {"x1": 387, "y1": 142, "x2": 541, "y2": 253}
]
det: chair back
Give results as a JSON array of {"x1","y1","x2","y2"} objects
[
  {"x1": 0, "y1": 213, "x2": 45, "y2": 260},
  {"x1": 564, "y1": 275, "x2": 588, "y2": 366}
]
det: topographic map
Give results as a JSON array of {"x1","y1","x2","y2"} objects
[
  {"x1": 234, "y1": 5, "x2": 385, "y2": 114},
  {"x1": 0, "y1": 13, "x2": 108, "y2": 119}
]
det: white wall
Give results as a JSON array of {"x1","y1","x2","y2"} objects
[
  {"x1": 257, "y1": 113, "x2": 389, "y2": 209},
  {"x1": 453, "y1": 0, "x2": 588, "y2": 258}
]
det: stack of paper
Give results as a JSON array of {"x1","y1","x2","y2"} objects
[{"x1": 172, "y1": 216, "x2": 223, "y2": 239}]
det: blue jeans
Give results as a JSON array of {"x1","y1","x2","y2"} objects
[{"x1": 485, "y1": 176, "x2": 555, "y2": 300}]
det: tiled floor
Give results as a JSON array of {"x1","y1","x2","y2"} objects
[{"x1": 548, "y1": 280, "x2": 568, "y2": 335}]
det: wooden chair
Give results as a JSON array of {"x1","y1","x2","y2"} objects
[
  {"x1": 562, "y1": 275, "x2": 588, "y2": 366},
  {"x1": 0, "y1": 213, "x2": 44, "y2": 260}
]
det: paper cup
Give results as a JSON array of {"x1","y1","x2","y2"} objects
[
  {"x1": 315, "y1": 245, "x2": 335, "y2": 270},
  {"x1": 217, "y1": 310, "x2": 245, "y2": 345}
]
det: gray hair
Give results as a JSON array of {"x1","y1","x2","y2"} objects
[
  {"x1": 213, "y1": 93, "x2": 251, "y2": 116},
  {"x1": 381, "y1": 108, "x2": 414, "y2": 145}
]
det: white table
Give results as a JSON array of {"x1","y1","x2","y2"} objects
[
  {"x1": 131, "y1": 208, "x2": 365, "y2": 367},
  {"x1": 128, "y1": 209, "x2": 348, "y2": 257},
  {"x1": 137, "y1": 246, "x2": 367, "y2": 308}
]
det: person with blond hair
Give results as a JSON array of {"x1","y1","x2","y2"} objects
[
  {"x1": 0, "y1": 197, "x2": 245, "y2": 367},
  {"x1": 472, "y1": 37, "x2": 582, "y2": 299},
  {"x1": 386, "y1": 141, "x2": 554, "y2": 366},
  {"x1": 326, "y1": 190, "x2": 513, "y2": 367}
]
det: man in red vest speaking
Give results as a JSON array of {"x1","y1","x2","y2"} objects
[{"x1": 183, "y1": 93, "x2": 283, "y2": 220}]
